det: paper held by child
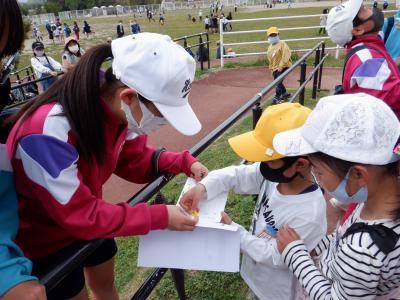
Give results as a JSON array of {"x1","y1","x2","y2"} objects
[
  {"x1": 177, "y1": 178, "x2": 237, "y2": 231},
  {"x1": 138, "y1": 177, "x2": 240, "y2": 272}
]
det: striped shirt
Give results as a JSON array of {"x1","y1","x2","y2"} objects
[{"x1": 282, "y1": 204, "x2": 400, "y2": 299}]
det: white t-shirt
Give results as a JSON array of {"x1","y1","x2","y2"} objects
[{"x1": 201, "y1": 163, "x2": 327, "y2": 300}]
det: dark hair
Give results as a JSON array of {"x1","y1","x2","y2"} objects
[
  {"x1": 64, "y1": 40, "x2": 82, "y2": 57},
  {"x1": 0, "y1": 0, "x2": 24, "y2": 57},
  {"x1": 309, "y1": 152, "x2": 400, "y2": 219},
  {"x1": 10, "y1": 44, "x2": 114, "y2": 164}
]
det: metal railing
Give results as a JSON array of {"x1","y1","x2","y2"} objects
[
  {"x1": 34, "y1": 41, "x2": 327, "y2": 300},
  {"x1": 174, "y1": 32, "x2": 211, "y2": 70},
  {"x1": 219, "y1": 10, "x2": 397, "y2": 67}
]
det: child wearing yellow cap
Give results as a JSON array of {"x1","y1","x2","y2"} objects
[
  {"x1": 181, "y1": 103, "x2": 327, "y2": 300},
  {"x1": 266, "y1": 27, "x2": 292, "y2": 104}
]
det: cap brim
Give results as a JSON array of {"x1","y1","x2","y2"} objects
[
  {"x1": 154, "y1": 102, "x2": 201, "y2": 136},
  {"x1": 273, "y1": 127, "x2": 316, "y2": 157},
  {"x1": 346, "y1": 0, "x2": 364, "y2": 20},
  {"x1": 228, "y1": 131, "x2": 283, "y2": 162}
]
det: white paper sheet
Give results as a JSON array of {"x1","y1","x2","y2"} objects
[
  {"x1": 177, "y1": 178, "x2": 231, "y2": 228},
  {"x1": 138, "y1": 177, "x2": 240, "y2": 272},
  {"x1": 138, "y1": 227, "x2": 240, "y2": 272}
]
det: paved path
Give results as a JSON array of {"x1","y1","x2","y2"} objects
[{"x1": 103, "y1": 66, "x2": 341, "y2": 203}]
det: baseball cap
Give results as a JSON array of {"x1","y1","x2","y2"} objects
[
  {"x1": 273, "y1": 93, "x2": 400, "y2": 165},
  {"x1": 64, "y1": 36, "x2": 78, "y2": 46},
  {"x1": 32, "y1": 41, "x2": 44, "y2": 50},
  {"x1": 326, "y1": 0, "x2": 363, "y2": 46},
  {"x1": 267, "y1": 27, "x2": 279, "y2": 36},
  {"x1": 228, "y1": 103, "x2": 311, "y2": 162},
  {"x1": 111, "y1": 33, "x2": 201, "y2": 136}
]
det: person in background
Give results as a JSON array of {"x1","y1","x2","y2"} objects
[
  {"x1": 7, "y1": 33, "x2": 207, "y2": 300},
  {"x1": 0, "y1": 1, "x2": 46, "y2": 299},
  {"x1": 159, "y1": 14, "x2": 165, "y2": 25},
  {"x1": 266, "y1": 26, "x2": 292, "y2": 104},
  {"x1": 53, "y1": 26, "x2": 61, "y2": 44},
  {"x1": 116, "y1": 20, "x2": 124, "y2": 38},
  {"x1": 181, "y1": 103, "x2": 327, "y2": 300},
  {"x1": 204, "y1": 15, "x2": 210, "y2": 33},
  {"x1": 62, "y1": 37, "x2": 85, "y2": 72},
  {"x1": 30, "y1": 41, "x2": 62, "y2": 92},
  {"x1": 83, "y1": 20, "x2": 91, "y2": 39},
  {"x1": 227, "y1": 12, "x2": 233, "y2": 30},
  {"x1": 130, "y1": 19, "x2": 141, "y2": 34},
  {"x1": 318, "y1": 8, "x2": 328, "y2": 35},
  {"x1": 326, "y1": 0, "x2": 400, "y2": 118},
  {"x1": 45, "y1": 21, "x2": 54, "y2": 44},
  {"x1": 63, "y1": 22, "x2": 71, "y2": 38},
  {"x1": 382, "y1": 0, "x2": 400, "y2": 69},
  {"x1": 107, "y1": 36, "x2": 112, "y2": 44},
  {"x1": 72, "y1": 21, "x2": 80, "y2": 40},
  {"x1": 198, "y1": 9, "x2": 203, "y2": 21}
]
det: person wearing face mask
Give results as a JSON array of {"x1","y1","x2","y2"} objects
[
  {"x1": 62, "y1": 37, "x2": 85, "y2": 72},
  {"x1": 266, "y1": 27, "x2": 292, "y2": 105},
  {"x1": 180, "y1": 103, "x2": 327, "y2": 300},
  {"x1": 6, "y1": 33, "x2": 208, "y2": 300},
  {"x1": 382, "y1": 0, "x2": 400, "y2": 69},
  {"x1": 30, "y1": 41, "x2": 62, "y2": 92},
  {"x1": 327, "y1": 0, "x2": 400, "y2": 118},
  {"x1": 0, "y1": 1, "x2": 46, "y2": 299},
  {"x1": 274, "y1": 93, "x2": 400, "y2": 299}
]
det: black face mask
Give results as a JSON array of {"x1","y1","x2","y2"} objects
[
  {"x1": 259, "y1": 157, "x2": 300, "y2": 183},
  {"x1": 353, "y1": 8, "x2": 384, "y2": 34}
]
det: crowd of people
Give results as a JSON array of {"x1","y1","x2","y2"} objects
[{"x1": 2, "y1": 0, "x2": 400, "y2": 300}]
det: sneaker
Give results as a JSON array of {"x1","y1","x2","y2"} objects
[
  {"x1": 280, "y1": 93, "x2": 292, "y2": 100},
  {"x1": 272, "y1": 95, "x2": 281, "y2": 105}
]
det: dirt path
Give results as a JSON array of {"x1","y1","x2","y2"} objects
[{"x1": 103, "y1": 66, "x2": 341, "y2": 203}]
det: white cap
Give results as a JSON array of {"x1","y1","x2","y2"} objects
[
  {"x1": 111, "y1": 33, "x2": 201, "y2": 136},
  {"x1": 326, "y1": 0, "x2": 363, "y2": 47},
  {"x1": 273, "y1": 93, "x2": 400, "y2": 165}
]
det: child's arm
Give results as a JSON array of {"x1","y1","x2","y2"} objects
[
  {"x1": 278, "y1": 228, "x2": 382, "y2": 300},
  {"x1": 278, "y1": 43, "x2": 292, "y2": 70},
  {"x1": 48, "y1": 56, "x2": 63, "y2": 72},
  {"x1": 31, "y1": 57, "x2": 51, "y2": 75}
]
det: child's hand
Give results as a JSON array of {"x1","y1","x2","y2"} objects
[
  {"x1": 277, "y1": 225, "x2": 301, "y2": 253},
  {"x1": 220, "y1": 211, "x2": 232, "y2": 225},
  {"x1": 166, "y1": 205, "x2": 198, "y2": 231},
  {"x1": 190, "y1": 161, "x2": 209, "y2": 182},
  {"x1": 180, "y1": 183, "x2": 206, "y2": 214}
]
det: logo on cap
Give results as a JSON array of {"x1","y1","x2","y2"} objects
[{"x1": 181, "y1": 79, "x2": 192, "y2": 98}]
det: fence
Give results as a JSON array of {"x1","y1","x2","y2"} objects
[
  {"x1": 174, "y1": 32, "x2": 211, "y2": 70},
  {"x1": 5, "y1": 41, "x2": 328, "y2": 299}
]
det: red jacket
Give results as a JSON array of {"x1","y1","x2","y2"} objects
[
  {"x1": 6, "y1": 101, "x2": 197, "y2": 258},
  {"x1": 343, "y1": 35, "x2": 400, "y2": 118}
]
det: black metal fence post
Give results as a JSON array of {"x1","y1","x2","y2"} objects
[
  {"x1": 170, "y1": 269, "x2": 186, "y2": 300},
  {"x1": 252, "y1": 101, "x2": 262, "y2": 129},
  {"x1": 299, "y1": 62, "x2": 307, "y2": 105},
  {"x1": 206, "y1": 33, "x2": 210, "y2": 69},
  {"x1": 312, "y1": 48, "x2": 321, "y2": 99},
  {"x1": 199, "y1": 35, "x2": 204, "y2": 71},
  {"x1": 318, "y1": 42, "x2": 325, "y2": 90}
]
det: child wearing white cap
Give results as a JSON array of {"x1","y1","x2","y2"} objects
[
  {"x1": 274, "y1": 93, "x2": 400, "y2": 299},
  {"x1": 6, "y1": 33, "x2": 207, "y2": 299}
]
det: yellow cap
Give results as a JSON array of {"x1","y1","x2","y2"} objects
[
  {"x1": 228, "y1": 103, "x2": 311, "y2": 162},
  {"x1": 267, "y1": 26, "x2": 279, "y2": 36}
]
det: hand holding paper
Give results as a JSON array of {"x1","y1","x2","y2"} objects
[
  {"x1": 180, "y1": 183, "x2": 206, "y2": 213},
  {"x1": 190, "y1": 161, "x2": 209, "y2": 181},
  {"x1": 166, "y1": 205, "x2": 198, "y2": 231}
]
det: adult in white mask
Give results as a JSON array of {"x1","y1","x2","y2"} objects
[
  {"x1": 62, "y1": 36, "x2": 85, "y2": 72},
  {"x1": 7, "y1": 33, "x2": 208, "y2": 300}
]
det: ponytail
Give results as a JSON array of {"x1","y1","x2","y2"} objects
[{"x1": 9, "y1": 44, "x2": 113, "y2": 164}]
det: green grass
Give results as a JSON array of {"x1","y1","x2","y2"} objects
[
  {"x1": 115, "y1": 88, "x2": 328, "y2": 300},
  {"x1": 17, "y1": 4, "x2": 398, "y2": 75}
]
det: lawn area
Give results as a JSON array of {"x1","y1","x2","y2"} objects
[
  {"x1": 17, "y1": 3, "x2": 397, "y2": 72},
  {"x1": 114, "y1": 88, "x2": 328, "y2": 300}
]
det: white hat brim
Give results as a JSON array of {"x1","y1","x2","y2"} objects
[
  {"x1": 154, "y1": 101, "x2": 202, "y2": 136},
  {"x1": 273, "y1": 127, "x2": 316, "y2": 157},
  {"x1": 347, "y1": 0, "x2": 364, "y2": 20}
]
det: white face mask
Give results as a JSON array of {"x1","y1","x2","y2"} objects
[
  {"x1": 35, "y1": 50, "x2": 44, "y2": 57},
  {"x1": 68, "y1": 45, "x2": 79, "y2": 54},
  {"x1": 121, "y1": 100, "x2": 167, "y2": 135}
]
